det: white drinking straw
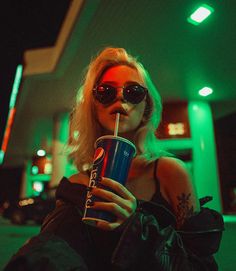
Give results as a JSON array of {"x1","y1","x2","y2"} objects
[{"x1": 114, "y1": 113, "x2": 120, "y2": 136}]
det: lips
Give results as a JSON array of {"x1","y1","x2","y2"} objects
[{"x1": 110, "y1": 107, "x2": 128, "y2": 116}]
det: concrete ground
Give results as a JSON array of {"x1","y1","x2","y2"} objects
[
  {"x1": 0, "y1": 216, "x2": 235, "y2": 270},
  {"x1": 0, "y1": 217, "x2": 40, "y2": 270}
]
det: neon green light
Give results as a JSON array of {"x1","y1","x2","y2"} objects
[
  {"x1": 223, "y1": 215, "x2": 236, "y2": 223},
  {"x1": 0, "y1": 150, "x2": 5, "y2": 165},
  {"x1": 9, "y1": 65, "x2": 23, "y2": 109},
  {"x1": 198, "y1": 87, "x2": 213, "y2": 97},
  {"x1": 37, "y1": 149, "x2": 46, "y2": 156},
  {"x1": 1, "y1": 64, "x2": 23, "y2": 164},
  {"x1": 32, "y1": 165, "x2": 39, "y2": 175},
  {"x1": 187, "y1": 4, "x2": 214, "y2": 25}
]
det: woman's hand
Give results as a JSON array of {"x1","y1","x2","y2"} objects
[{"x1": 89, "y1": 176, "x2": 137, "y2": 231}]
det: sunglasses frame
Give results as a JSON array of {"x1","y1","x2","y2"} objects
[{"x1": 93, "y1": 83, "x2": 148, "y2": 105}]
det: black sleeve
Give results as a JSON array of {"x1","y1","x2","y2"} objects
[
  {"x1": 3, "y1": 232, "x2": 88, "y2": 271},
  {"x1": 178, "y1": 207, "x2": 224, "y2": 256},
  {"x1": 3, "y1": 201, "x2": 90, "y2": 271},
  {"x1": 111, "y1": 201, "x2": 224, "y2": 271},
  {"x1": 41, "y1": 200, "x2": 96, "y2": 266}
]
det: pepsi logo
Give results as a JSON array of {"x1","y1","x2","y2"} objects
[
  {"x1": 123, "y1": 150, "x2": 130, "y2": 157},
  {"x1": 93, "y1": 147, "x2": 105, "y2": 165}
]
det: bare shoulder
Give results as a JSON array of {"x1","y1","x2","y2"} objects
[
  {"x1": 69, "y1": 172, "x2": 90, "y2": 186},
  {"x1": 157, "y1": 156, "x2": 190, "y2": 182}
]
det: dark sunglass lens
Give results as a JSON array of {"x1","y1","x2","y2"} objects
[
  {"x1": 124, "y1": 85, "x2": 146, "y2": 104},
  {"x1": 94, "y1": 85, "x2": 116, "y2": 104}
]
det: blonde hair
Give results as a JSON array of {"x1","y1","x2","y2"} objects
[{"x1": 69, "y1": 47, "x2": 163, "y2": 172}]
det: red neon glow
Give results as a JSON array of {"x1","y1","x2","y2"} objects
[{"x1": 1, "y1": 108, "x2": 16, "y2": 152}]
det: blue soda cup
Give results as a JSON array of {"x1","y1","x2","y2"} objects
[{"x1": 82, "y1": 135, "x2": 136, "y2": 226}]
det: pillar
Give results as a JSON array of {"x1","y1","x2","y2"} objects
[
  {"x1": 20, "y1": 160, "x2": 33, "y2": 197},
  {"x1": 50, "y1": 112, "x2": 70, "y2": 187},
  {"x1": 188, "y1": 101, "x2": 222, "y2": 211}
]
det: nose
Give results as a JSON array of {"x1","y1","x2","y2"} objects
[{"x1": 116, "y1": 87, "x2": 125, "y2": 102}]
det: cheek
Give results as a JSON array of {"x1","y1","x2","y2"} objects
[
  {"x1": 94, "y1": 103, "x2": 110, "y2": 124},
  {"x1": 138, "y1": 102, "x2": 146, "y2": 118},
  {"x1": 131, "y1": 103, "x2": 146, "y2": 124},
  {"x1": 94, "y1": 102, "x2": 103, "y2": 116},
  {"x1": 93, "y1": 103, "x2": 103, "y2": 126}
]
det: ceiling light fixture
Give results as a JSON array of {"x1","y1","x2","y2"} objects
[
  {"x1": 198, "y1": 87, "x2": 213, "y2": 97},
  {"x1": 187, "y1": 4, "x2": 214, "y2": 25}
]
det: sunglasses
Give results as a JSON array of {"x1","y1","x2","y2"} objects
[{"x1": 93, "y1": 84, "x2": 148, "y2": 105}]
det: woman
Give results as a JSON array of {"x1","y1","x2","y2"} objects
[
  {"x1": 68, "y1": 47, "x2": 199, "y2": 230},
  {"x1": 4, "y1": 48, "x2": 223, "y2": 271}
]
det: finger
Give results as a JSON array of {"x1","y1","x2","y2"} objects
[
  {"x1": 92, "y1": 187, "x2": 137, "y2": 214},
  {"x1": 95, "y1": 220, "x2": 121, "y2": 231},
  {"x1": 92, "y1": 201, "x2": 129, "y2": 220},
  {"x1": 101, "y1": 177, "x2": 134, "y2": 200},
  {"x1": 92, "y1": 187, "x2": 129, "y2": 210}
]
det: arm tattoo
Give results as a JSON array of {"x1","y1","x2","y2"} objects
[{"x1": 176, "y1": 193, "x2": 194, "y2": 227}]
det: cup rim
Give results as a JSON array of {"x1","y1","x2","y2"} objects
[{"x1": 95, "y1": 135, "x2": 136, "y2": 156}]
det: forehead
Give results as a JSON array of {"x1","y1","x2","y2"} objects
[{"x1": 100, "y1": 65, "x2": 144, "y2": 84}]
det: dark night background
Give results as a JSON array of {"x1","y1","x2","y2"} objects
[
  {"x1": 0, "y1": 0, "x2": 70, "y2": 144},
  {"x1": 0, "y1": 0, "x2": 70, "y2": 203}
]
